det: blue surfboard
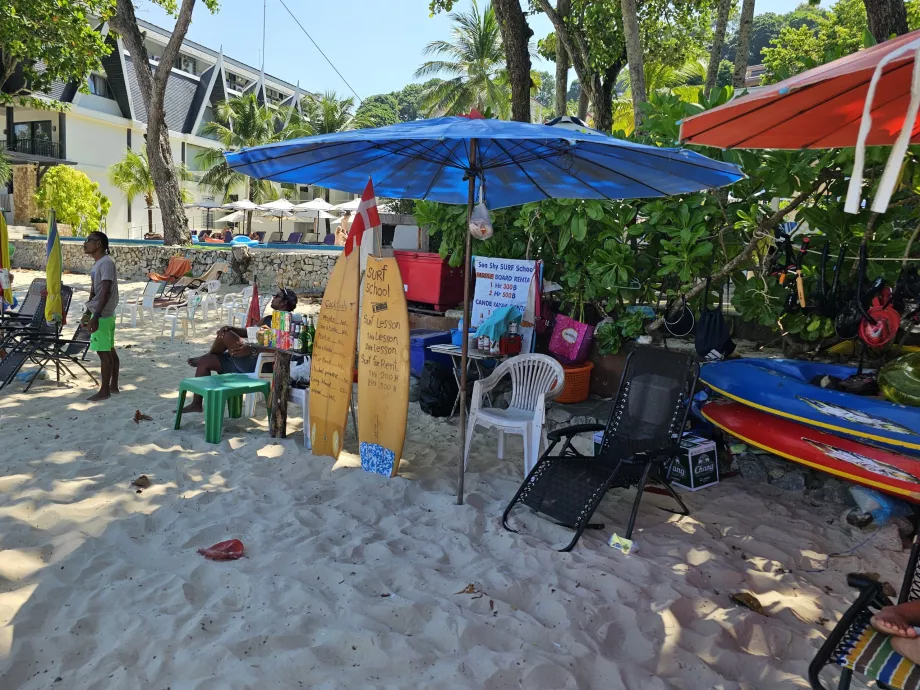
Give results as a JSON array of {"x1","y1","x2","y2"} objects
[{"x1": 700, "y1": 359, "x2": 920, "y2": 456}]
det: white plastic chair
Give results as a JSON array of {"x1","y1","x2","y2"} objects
[
  {"x1": 139, "y1": 281, "x2": 165, "y2": 323},
  {"x1": 290, "y1": 387, "x2": 312, "y2": 450},
  {"x1": 199, "y1": 280, "x2": 222, "y2": 321},
  {"x1": 218, "y1": 294, "x2": 237, "y2": 322},
  {"x1": 118, "y1": 290, "x2": 142, "y2": 327},
  {"x1": 160, "y1": 292, "x2": 201, "y2": 341},
  {"x1": 463, "y1": 354, "x2": 566, "y2": 475},
  {"x1": 242, "y1": 351, "x2": 276, "y2": 416}
]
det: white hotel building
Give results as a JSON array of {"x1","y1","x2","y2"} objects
[{"x1": 1, "y1": 18, "x2": 354, "y2": 239}]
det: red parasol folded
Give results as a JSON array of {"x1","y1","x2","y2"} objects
[{"x1": 245, "y1": 283, "x2": 261, "y2": 328}]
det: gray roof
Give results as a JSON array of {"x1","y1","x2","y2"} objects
[{"x1": 124, "y1": 56, "x2": 199, "y2": 132}]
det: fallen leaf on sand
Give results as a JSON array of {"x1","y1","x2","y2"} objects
[
  {"x1": 131, "y1": 475, "x2": 151, "y2": 488},
  {"x1": 133, "y1": 410, "x2": 152, "y2": 424},
  {"x1": 731, "y1": 592, "x2": 767, "y2": 615}
]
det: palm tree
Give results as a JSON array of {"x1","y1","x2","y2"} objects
[
  {"x1": 414, "y1": 0, "x2": 510, "y2": 118},
  {"x1": 197, "y1": 92, "x2": 283, "y2": 234},
  {"x1": 610, "y1": 59, "x2": 708, "y2": 134},
  {"x1": 284, "y1": 91, "x2": 369, "y2": 233},
  {"x1": 110, "y1": 149, "x2": 190, "y2": 237},
  {"x1": 0, "y1": 151, "x2": 10, "y2": 186}
]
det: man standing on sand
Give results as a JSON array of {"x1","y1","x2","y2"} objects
[{"x1": 82, "y1": 231, "x2": 120, "y2": 401}]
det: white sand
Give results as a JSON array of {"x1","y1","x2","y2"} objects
[{"x1": 0, "y1": 269, "x2": 909, "y2": 689}]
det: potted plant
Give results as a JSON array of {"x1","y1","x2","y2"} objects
[{"x1": 591, "y1": 311, "x2": 646, "y2": 397}]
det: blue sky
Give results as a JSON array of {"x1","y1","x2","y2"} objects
[{"x1": 137, "y1": 0, "x2": 815, "y2": 101}]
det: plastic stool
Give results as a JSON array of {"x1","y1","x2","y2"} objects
[{"x1": 174, "y1": 374, "x2": 271, "y2": 444}]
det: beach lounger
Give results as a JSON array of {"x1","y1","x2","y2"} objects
[
  {"x1": 148, "y1": 256, "x2": 192, "y2": 285},
  {"x1": 809, "y1": 535, "x2": 920, "y2": 689},
  {"x1": 0, "y1": 338, "x2": 42, "y2": 392},
  {"x1": 286, "y1": 232, "x2": 303, "y2": 244},
  {"x1": 267, "y1": 231, "x2": 282, "y2": 243},
  {"x1": 22, "y1": 321, "x2": 97, "y2": 392},
  {"x1": 0, "y1": 278, "x2": 46, "y2": 325},
  {"x1": 0, "y1": 286, "x2": 73, "y2": 352},
  {"x1": 165, "y1": 261, "x2": 229, "y2": 298},
  {"x1": 502, "y1": 347, "x2": 698, "y2": 552},
  {"x1": 255, "y1": 231, "x2": 266, "y2": 243}
]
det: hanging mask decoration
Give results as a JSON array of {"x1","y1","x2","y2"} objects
[{"x1": 469, "y1": 182, "x2": 493, "y2": 241}]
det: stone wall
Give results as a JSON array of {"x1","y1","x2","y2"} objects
[
  {"x1": 12, "y1": 164, "x2": 38, "y2": 225},
  {"x1": 10, "y1": 239, "x2": 339, "y2": 293}
]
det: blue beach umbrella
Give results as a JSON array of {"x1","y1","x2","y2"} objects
[{"x1": 225, "y1": 115, "x2": 744, "y2": 502}]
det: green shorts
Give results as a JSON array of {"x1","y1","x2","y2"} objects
[{"x1": 90, "y1": 316, "x2": 116, "y2": 352}]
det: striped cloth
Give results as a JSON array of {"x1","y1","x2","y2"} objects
[{"x1": 836, "y1": 622, "x2": 920, "y2": 689}]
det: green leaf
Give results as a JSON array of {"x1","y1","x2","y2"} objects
[
  {"x1": 571, "y1": 215, "x2": 587, "y2": 242},
  {"x1": 559, "y1": 224, "x2": 572, "y2": 252}
]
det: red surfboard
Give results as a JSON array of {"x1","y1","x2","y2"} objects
[{"x1": 702, "y1": 400, "x2": 920, "y2": 503}]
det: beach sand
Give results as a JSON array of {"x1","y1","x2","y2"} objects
[{"x1": 0, "y1": 269, "x2": 908, "y2": 689}]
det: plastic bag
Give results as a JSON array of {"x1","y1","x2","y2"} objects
[
  {"x1": 469, "y1": 202, "x2": 494, "y2": 241},
  {"x1": 290, "y1": 356, "x2": 311, "y2": 383},
  {"x1": 850, "y1": 486, "x2": 912, "y2": 525}
]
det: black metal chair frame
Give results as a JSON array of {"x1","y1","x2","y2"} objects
[
  {"x1": 809, "y1": 536, "x2": 920, "y2": 690},
  {"x1": 23, "y1": 323, "x2": 97, "y2": 392},
  {"x1": 502, "y1": 347, "x2": 699, "y2": 552}
]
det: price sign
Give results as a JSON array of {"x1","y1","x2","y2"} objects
[{"x1": 471, "y1": 257, "x2": 540, "y2": 353}]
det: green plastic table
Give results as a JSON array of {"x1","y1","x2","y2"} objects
[{"x1": 174, "y1": 374, "x2": 271, "y2": 444}]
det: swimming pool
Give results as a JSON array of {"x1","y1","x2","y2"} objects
[{"x1": 23, "y1": 235, "x2": 342, "y2": 252}]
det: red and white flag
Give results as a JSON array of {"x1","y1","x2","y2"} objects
[{"x1": 344, "y1": 178, "x2": 380, "y2": 257}]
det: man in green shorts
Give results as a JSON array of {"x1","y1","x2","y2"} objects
[{"x1": 83, "y1": 231, "x2": 120, "y2": 401}]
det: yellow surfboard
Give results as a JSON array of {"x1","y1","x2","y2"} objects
[
  {"x1": 357, "y1": 257, "x2": 410, "y2": 477},
  {"x1": 310, "y1": 250, "x2": 360, "y2": 459}
]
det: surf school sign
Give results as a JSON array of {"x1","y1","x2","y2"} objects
[{"x1": 471, "y1": 257, "x2": 539, "y2": 352}]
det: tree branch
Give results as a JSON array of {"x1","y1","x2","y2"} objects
[
  {"x1": 156, "y1": 0, "x2": 197, "y2": 91},
  {"x1": 535, "y1": 0, "x2": 597, "y2": 106},
  {"x1": 111, "y1": 0, "x2": 155, "y2": 110},
  {"x1": 647, "y1": 176, "x2": 831, "y2": 332}
]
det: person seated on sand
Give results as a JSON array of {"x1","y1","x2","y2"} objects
[
  {"x1": 872, "y1": 601, "x2": 920, "y2": 664},
  {"x1": 182, "y1": 288, "x2": 298, "y2": 413}
]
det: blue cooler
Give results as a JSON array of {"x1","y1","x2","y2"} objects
[{"x1": 410, "y1": 329, "x2": 453, "y2": 377}]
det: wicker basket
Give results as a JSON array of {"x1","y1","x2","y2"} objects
[{"x1": 556, "y1": 361, "x2": 594, "y2": 404}]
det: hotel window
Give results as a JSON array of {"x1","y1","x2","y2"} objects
[
  {"x1": 174, "y1": 54, "x2": 198, "y2": 75},
  {"x1": 87, "y1": 73, "x2": 114, "y2": 99}
]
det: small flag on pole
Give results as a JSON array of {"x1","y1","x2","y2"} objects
[
  {"x1": 344, "y1": 179, "x2": 380, "y2": 257},
  {"x1": 245, "y1": 283, "x2": 262, "y2": 328}
]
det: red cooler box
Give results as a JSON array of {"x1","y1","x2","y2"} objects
[{"x1": 393, "y1": 251, "x2": 465, "y2": 312}]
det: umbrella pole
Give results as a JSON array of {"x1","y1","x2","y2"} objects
[{"x1": 456, "y1": 139, "x2": 478, "y2": 506}]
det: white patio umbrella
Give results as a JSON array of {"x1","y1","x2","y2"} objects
[
  {"x1": 214, "y1": 210, "x2": 245, "y2": 223},
  {"x1": 185, "y1": 199, "x2": 224, "y2": 230},
  {"x1": 293, "y1": 198, "x2": 339, "y2": 213},
  {"x1": 222, "y1": 199, "x2": 260, "y2": 235},
  {"x1": 335, "y1": 197, "x2": 360, "y2": 212},
  {"x1": 258, "y1": 198, "x2": 296, "y2": 212},
  {"x1": 260, "y1": 207, "x2": 296, "y2": 238}
]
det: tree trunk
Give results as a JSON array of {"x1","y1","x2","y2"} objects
[
  {"x1": 593, "y1": 60, "x2": 625, "y2": 132},
  {"x1": 245, "y1": 178, "x2": 252, "y2": 235},
  {"x1": 554, "y1": 0, "x2": 572, "y2": 117},
  {"x1": 491, "y1": 0, "x2": 533, "y2": 123},
  {"x1": 147, "y1": 205, "x2": 153, "y2": 236},
  {"x1": 705, "y1": 0, "x2": 733, "y2": 96},
  {"x1": 538, "y1": 0, "x2": 600, "y2": 116},
  {"x1": 619, "y1": 0, "x2": 647, "y2": 131},
  {"x1": 733, "y1": 0, "x2": 756, "y2": 88},
  {"x1": 111, "y1": 0, "x2": 194, "y2": 247},
  {"x1": 578, "y1": 89, "x2": 589, "y2": 119},
  {"x1": 324, "y1": 187, "x2": 331, "y2": 236},
  {"x1": 863, "y1": 0, "x2": 909, "y2": 43}
]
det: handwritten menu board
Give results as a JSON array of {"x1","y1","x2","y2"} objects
[
  {"x1": 309, "y1": 251, "x2": 360, "y2": 459},
  {"x1": 357, "y1": 257, "x2": 410, "y2": 477},
  {"x1": 471, "y1": 257, "x2": 539, "y2": 353}
]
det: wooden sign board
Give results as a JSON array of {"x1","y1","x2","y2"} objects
[
  {"x1": 357, "y1": 257, "x2": 410, "y2": 477},
  {"x1": 309, "y1": 250, "x2": 360, "y2": 459}
]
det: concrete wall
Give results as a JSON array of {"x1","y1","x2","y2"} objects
[{"x1": 10, "y1": 239, "x2": 339, "y2": 293}]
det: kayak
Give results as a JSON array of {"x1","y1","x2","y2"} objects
[
  {"x1": 700, "y1": 358, "x2": 920, "y2": 455},
  {"x1": 702, "y1": 400, "x2": 920, "y2": 503}
]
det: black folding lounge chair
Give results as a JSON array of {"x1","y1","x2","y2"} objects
[
  {"x1": 502, "y1": 347, "x2": 699, "y2": 552},
  {"x1": 0, "y1": 338, "x2": 43, "y2": 392},
  {"x1": 0, "y1": 278, "x2": 46, "y2": 325},
  {"x1": 23, "y1": 321, "x2": 97, "y2": 392},
  {"x1": 1, "y1": 287, "x2": 75, "y2": 362},
  {"x1": 809, "y1": 535, "x2": 920, "y2": 689}
]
